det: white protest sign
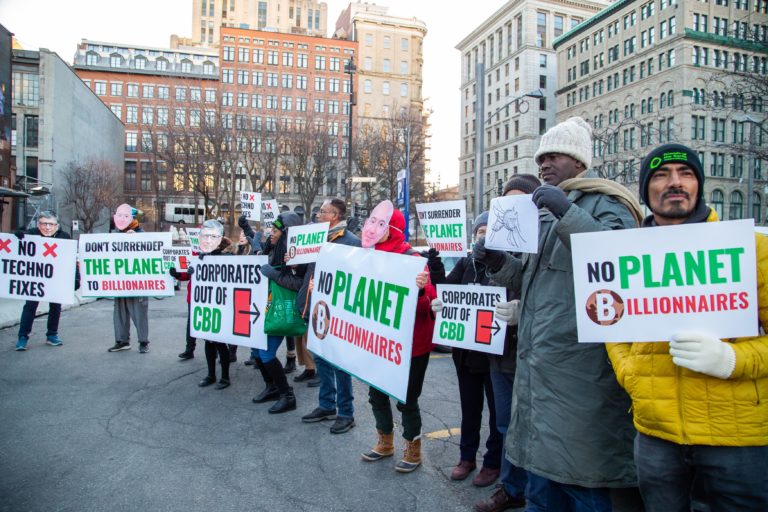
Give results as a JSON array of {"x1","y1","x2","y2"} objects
[
  {"x1": 572, "y1": 219, "x2": 758, "y2": 343},
  {"x1": 239, "y1": 191, "x2": 262, "y2": 221},
  {"x1": 162, "y1": 246, "x2": 193, "y2": 272},
  {"x1": 189, "y1": 255, "x2": 268, "y2": 348},
  {"x1": 185, "y1": 228, "x2": 201, "y2": 253},
  {"x1": 261, "y1": 199, "x2": 279, "y2": 229},
  {"x1": 0, "y1": 234, "x2": 78, "y2": 304},
  {"x1": 307, "y1": 244, "x2": 424, "y2": 402},
  {"x1": 416, "y1": 200, "x2": 467, "y2": 257},
  {"x1": 485, "y1": 194, "x2": 539, "y2": 253},
  {"x1": 432, "y1": 284, "x2": 508, "y2": 355},
  {"x1": 78, "y1": 232, "x2": 174, "y2": 297},
  {"x1": 286, "y1": 222, "x2": 330, "y2": 265}
]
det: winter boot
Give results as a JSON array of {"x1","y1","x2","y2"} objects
[
  {"x1": 361, "y1": 430, "x2": 395, "y2": 461},
  {"x1": 228, "y1": 344, "x2": 238, "y2": 363},
  {"x1": 263, "y1": 358, "x2": 295, "y2": 413},
  {"x1": 178, "y1": 341, "x2": 195, "y2": 360},
  {"x1": 283, "y1": 355, "x2": 297, "y2": 374},
  {"x1": 268, "y1": 387, "x2": 297, "y2": 414},
  {"x1": 395, "y1": 438, "x2": 422, "y2": 473},
  {"x1": 252, "y1": 358, "x2": 279, "y2": 403}
]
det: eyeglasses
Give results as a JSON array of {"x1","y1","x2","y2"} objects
[
  {"x1": 200, "y1": 234, "x2": 223, "y2": 240},
  {"x1": 38, "y1": 222, "x2": 58, "y2": 227},
  {"x1": 318, "y1": 209, "x2": 337, "y2": 216}
]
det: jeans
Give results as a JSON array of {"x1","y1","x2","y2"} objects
[
  {"x1": 369, "y1": 353, "x2": 429, "y2": 441},
  {"x1": 489, "y1": 370, "x2": 528, "y2": 500},
  {"x1": 258, "y1": 335, "x2": 284, "y2": 363},
  {"x1": 18, "y1": 301, "x2": 61, "y2": 338},
  {"x1": 524, "y1": 476, "x2": 613, "y2": 512},
  {"x1": 635, "y1": 432, "x2": 768, "y2": 512},
  {"x1": 316, "y1": 357, "x2": 354, "y2": 419},
  {"x1": 456, "y1": 365, "x2": 502, "y2": 469}
]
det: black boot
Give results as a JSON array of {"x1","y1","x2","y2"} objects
[
  {"x1": 178, "y1": 341, "x2": 195, "y2": 360},
  {"x1": 264, "y1": 359, "x2": 296, "y2": 413},
  {"x1": 269, "y1": 387, "x2": 296, "y2": 414},
  {"x1": 228, "y1": 344, "x2": 238, "y2": 363},
  {"x1": 252, "y1": 358, "x2": 279, "y2": 403},
  {"x1": 283, "y1": 356, "x2": 297, "y2": 374}
]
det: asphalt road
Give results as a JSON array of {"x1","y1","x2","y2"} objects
[{"x1": 0, "y1": 292, "x2": 517, "y2": 512}]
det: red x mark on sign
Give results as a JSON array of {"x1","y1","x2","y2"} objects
[
  {"x1": 43, "y1": 242, "x2": 58, "y2": 258},
  {"x1": 0, "y1": 238, "x2": 10, "y2": 253},
  {"x1": 263, "y1": 202, "x2": 273, "y2": 210}
]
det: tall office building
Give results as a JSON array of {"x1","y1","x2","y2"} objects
[
  {"x1": 457, "y1": 0, "x2": 607, "y2": 219},
  {"x1": 555, "y1": 0, "x2": 768, "y2": 224}
]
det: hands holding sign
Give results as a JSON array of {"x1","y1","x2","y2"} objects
[{"x1": 669, "y1": 331, "x2": 736, "y2": 379}]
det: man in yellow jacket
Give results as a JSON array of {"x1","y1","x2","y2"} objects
[{"x1": 607, "y1": 143, "x2": 768, "y2": 512}]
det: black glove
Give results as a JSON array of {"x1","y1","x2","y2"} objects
[
  {"x1": 238, "y1": 215, "x2": 249, "y2": 229},
  {"x1": 187, "y1": 267, "x2": 194, "y2": 277},
  {"x1": 14, "y1": 230, "x2": 24, "y2": 240},
  {"x1": 260, "y1": 264, "x2": 279, "y2": 280},
  {"x1": 472, "y1": 236, "x2": 506, "y2": 272},
  {"x1": 198, "y1": 253, "x2": 206, "y2": 261},
  {"x1": 74, "y1": 278, "x2": 81, "y2": 291},
  {"x1": 532, "y1": 184, "x2": 572, "y2": 219},
  {"x1": 426, "y1": 248, "x2": 444, "y2": 274},
  {"x1": 169, "y1": 267, "x2": 180, "y2": 279}
]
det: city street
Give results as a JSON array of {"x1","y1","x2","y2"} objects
[{"x1": 0, "y1": 292, "x2": 513, "y2": 512}]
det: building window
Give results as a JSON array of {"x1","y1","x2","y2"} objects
[
  {"x1": 125, "y1": 132, "x2": 138, "y2": 152},
  {"x1": 94, "y1": 81, "x2": 107, "y2": 96},
  {"x1": 730, "y1": 190, "x2": 744, "y2": 219},
  {"x1": 142, "y1": 84, "x2": 154, "y2": 98},
  {"x1": 86, "y1": 52, "x2": 99, "y2": 66},
  {"x1": 110, "y1": 54, "x2": 122, "y2": 68},
  {"x1": 203, "y1": 61, "x2": 215, "y2": 75},
  {"x1": 156, "y1": 58, "x2": 168, "y2": 71},
  {"x1": 124, "y1": 161, "x2": 136, "y2": 191},
  {"x1": 364, "y1": 80, "x2": 372, "y2": 93},
  {"x1": 111, "y1": 82, "x2": 123, "y2": 96},
  {"x1": 382, "y1": 82, "x2": 390, "y2": 95},
  {"x1": 223, "y1": 46, "x2": 235, "y2": 61},
  {"x1": 537, "y1": 12, "x2": 547, "y2": 47}
]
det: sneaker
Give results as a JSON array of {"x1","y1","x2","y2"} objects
[
  {"x1": 139, "y1": 342, "x2": 149, "y2": 353},
  {"x1": 108, "y1": 342, "x2": 130, "y2": 352},
  {"x1": 301, "y1": 407, "x2": 337, "y2": 423},
  {"x1": 16, "y1": 337, "x2": 28, "y2": 351},
  {"x1": 45, "y1": 335, "x2": 63, "y2": 347},
  {"x1": 330, "y1": 417, "x2": 356, "y2": 434}
]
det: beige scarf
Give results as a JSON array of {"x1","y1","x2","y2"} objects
[{"x1": 559, "y1": 172, "x2": 644, "y2": 226}]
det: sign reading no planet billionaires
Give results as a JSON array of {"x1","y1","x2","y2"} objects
[
  {"x1": 79, "y1": 233, "x2": 174, "y2": 298},
  {"x1": 307, "y1": 244, "x2": 424, "y2": 402},
  {"x1": 189, "y1": 255, "x2": 269, "y2": 348},
  {"x1": 572, "y1": 219, "x2": 759, "y2": 343},
  {"x1": 415, "y1": 200, "x2": 467, "y2": 257},
  {"x1": 0, "y1": 234, "x2": 78, "y2": 304},
  {"x1": 432, "y1": 284, "x2": 508, "y2": 355},
  {"x1": 240, "y1": 191, "x2": 262, "y2": 221},
  {"x1": 286, "y1": 222, "x2": 329, "y2": 265}
]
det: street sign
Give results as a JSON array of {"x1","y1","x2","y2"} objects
[
  {"x1": 396, "y1": 169, "x2": 406, "y2": 208},
  {"x1": 350, "y1": 176, "x2": 376, "y2": 183}
]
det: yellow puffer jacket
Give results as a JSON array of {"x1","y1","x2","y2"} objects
[{"x1": 606, "y1": 211, "x2": 768, "y2": 446}]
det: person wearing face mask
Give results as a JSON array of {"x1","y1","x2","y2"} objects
[
  {"x1": 359, "y1": 201, "x2": 437, "y2": 473},
  {"x1": 14, "y1": 211, "x2": 79, "y2": 351},
  {"x1": 108, "y1": 204, "x2": 151, "y2": 354}
]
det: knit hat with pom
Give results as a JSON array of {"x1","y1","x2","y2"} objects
[{"x1": 534, "y1": 116, "x2": 593, "y2": 169}]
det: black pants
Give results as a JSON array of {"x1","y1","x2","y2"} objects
[
  {"x1": 455, "y1": 365, "x2": 502, "y2": 469},
  {"x1": 185, "y1": 303, "x2": 196, "y2": 350},
  {"x1": 204, "y1": 341, "x2": 230, "y2": 381},
  {"x1": 369, "y1": 353, "x2": 430, "y2": 441}
]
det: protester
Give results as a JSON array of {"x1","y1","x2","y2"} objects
[
  {"x1": 474, "y1": 117, "x2": 643, "y2": 509},
  {"x1": 108, "y1": 204, "x2": 151, "y2": 354},
  {"x1": 171, "y1": 220, "x2": 234, "y2": 389},
  {"x1": 251, "y1": 211, "x2": 307, "y2": 414},
  {"x1": 297, "y1": 198, "x2": 361, "y2": 434},
  {"x1": 427, "y1": 211, "x2": 505, "y2": 489},
  {"x1": 14, "y1": 211, "x2": 79, "y2": 351},
  {"x1": 606, "y1": 143, "x2": 768, "y2": 512},
  {"x1": 360, "y1": 200, "x2": 436, "y2": 473}
]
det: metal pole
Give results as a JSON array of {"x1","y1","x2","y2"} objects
[
  {"x1": 404, "y1": 123, "x2": 411, "y2": 241},
  {"x1": 345, "y1": 57, "x2": 356, "y2": 211},
  {"x1": 474, "y1": 62, "x2": 485, "y2": 219},
  {"x1": 748, "y1": 120, "x2": 755, "y2": 222}
]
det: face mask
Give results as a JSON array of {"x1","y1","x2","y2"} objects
[
  {"x1": 114, "y1": 204, "x2": 134, "y2": 231},
  {"x1": 38, "y1": 219, "x2": 58, "y2": 237},
  {"x1": 361, "y1": 200, "x2": 394, "y2": 248},
  {"x1": 198, "y1": 229, "x2": 223, "y2": 253}
]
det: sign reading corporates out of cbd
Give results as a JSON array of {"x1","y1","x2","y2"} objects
[
  {"x1": 0, "y1": 234, "x2": 79, "y2": 304},
  {"x1": 415, "y1": 200, "x2": 467, "y2": 257},
  {"x1": 571, "y1": 219, "x2": 758, "y2": 343},
  {"x1": 189, "y1": 255, "x2": 269, "y2": 348},
  {"x1": 162, "y1": 246, "x2": 193, "y2": 272},
  {"x1": 432, "y1": 284, "x2": 508, "y2": 355},
  {"x1": 307, "y1": 244, "x2": 424, "y2": 402},
  {"x1": 240, "y1": 191, "x2": 262, "y2": 221},
  {"x1": 78, "y1": 232, "x2": 174, "y2": 298},
  {"x1": 286, "y1": 222, "x2": 329, "y2": 265}
]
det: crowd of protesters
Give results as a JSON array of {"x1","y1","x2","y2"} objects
[{"x1": 9, "y1": 116, "x2": 767, "y2": 512}]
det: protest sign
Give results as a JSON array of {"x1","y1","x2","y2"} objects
[
  {"x1": 286, "y1": 222, "x2": 329, "y2": 265},
  {"x1": 189, "y1": 255, "x2": 268, "y2": 348},
  {"x1": 415, "y1": 200, "x2": 467, "y2": 257},
  {"x1": 78, "y1": 232, "x2": 174, "y2": 298},
  {"x1": 432, "y1": 284, "x2": 507, "y2": 355},
  {"x1": 307, "y1": 244, "x2": 424, "y2": 402},
  {"x1": 485, "y1": 194, "x2": 539, "y2": 253},
  {"x1": 261, "y1": 199, "x2": 278, "y2": 229},
  {"x1": 240, "y1": 191, "x2": 262, "y2": 221},
  {"x1": 0, "y1": 234, "x2": 78, "y2": 304},
  {"x1": 572, "y1": 219, "x2": 758, "y2": 343},
  {"x1": 162, "y1": 246, "x2": 193, "y2": 272},
  {"x1": 185, "y1": 228, "x2": 201, "y2": 253}
]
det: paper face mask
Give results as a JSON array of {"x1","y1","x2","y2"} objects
[
  {"x1": 37, "y1": 218, "x2": 58, "y2": 237},
  {"x1": 113, "y1": 204, "x2": 135, "y2": 231},
  {"x1": 361, "y1": 200, "x2": 394, "y2": 248},
  {"x1": 198, "y1": 228, "x2": 223, "y2": 254}
]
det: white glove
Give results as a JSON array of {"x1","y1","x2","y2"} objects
[
  {"x1": 495, "y1": 300, "x2": 520, "y2": 326},
  {"x1": 669, "y1": 331, "x2": 736, "y2": 379},
  {"x1": 431, "y1": 298, "x2": 443, "y2": 313}
]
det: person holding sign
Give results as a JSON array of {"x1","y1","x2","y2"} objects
[
  {"x1": 605, "y1": 144, "x2": 768, "y2": 512},
  {"x1": 359, "y1": 202, "x2": 437, "y2": 473},
  {"x1": 14, "y1": 211, "x2": 79, "y2": 351},
  {"x1": 474, "y1": 117, "x2": 644, "y2": 510}
]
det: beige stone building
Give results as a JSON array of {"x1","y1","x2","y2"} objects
[
  {"x1": 190, "y1": 0, "x2": 328, "y2": 46},
  {"x1": 457, "y1": 0, "x2": 607, "y2": 219},
  {"x1": 554, "y1": 0, "x2": 768, "y2": 224}
]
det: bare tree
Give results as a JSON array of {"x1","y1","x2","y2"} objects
[{"x1": 60, "y1": 159, "x2": 121, "y2": 233}]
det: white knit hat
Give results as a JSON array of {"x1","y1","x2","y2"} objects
[{"x1": 534, "y1": 116, "x2": 593, "y2": 169}]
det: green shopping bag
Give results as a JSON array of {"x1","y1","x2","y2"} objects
[{"x1": 264, "y1": 280, "x2": 308, "y2": 336}]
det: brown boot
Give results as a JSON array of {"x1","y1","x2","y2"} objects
[
  {"x1": 395, "y1": 437, "x2": 421, "y2": 473},
  {"x1": 361, "y1": 430, "x2": 394, "y2": 461}
]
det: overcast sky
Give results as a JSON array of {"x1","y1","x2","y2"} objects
[{"x1": 0, "y1": 0, "x2": 506, "y2": 189}]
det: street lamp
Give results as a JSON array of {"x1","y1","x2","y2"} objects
[
  {"x1": 344, "y1": 56, "x2": 356, "y2": 211},
  {"x1": 742, "y1": 115, "x2": 768, "y2": 224}
]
